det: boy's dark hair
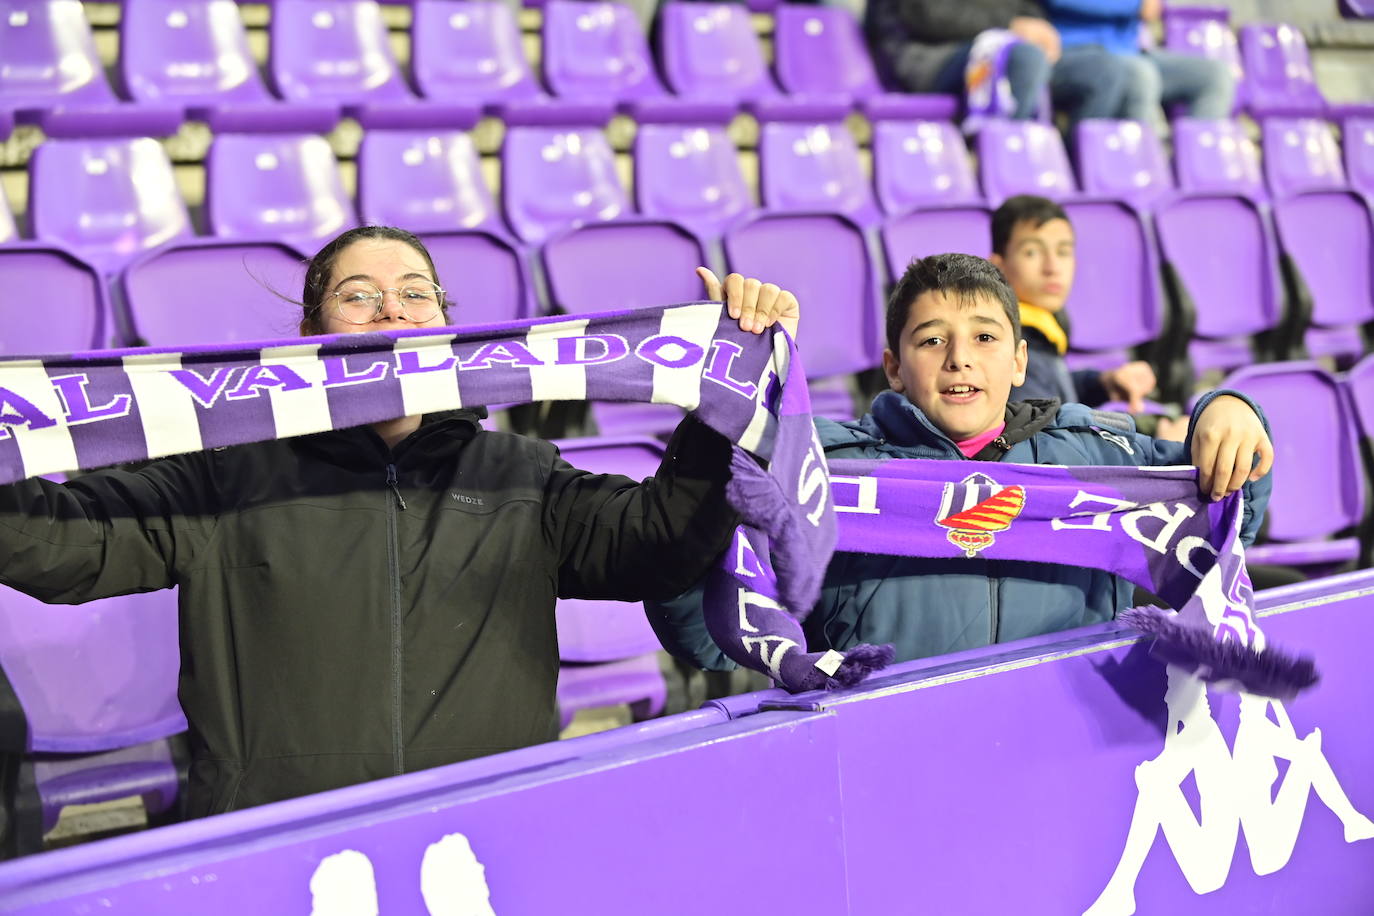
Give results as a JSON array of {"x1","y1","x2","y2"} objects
[
  {"x1": 885, "y1": 253, "x2": 1021, "y2": 356},
  {"x1": 990, "y1": 195, "x2": 1071, "y2": 256}
]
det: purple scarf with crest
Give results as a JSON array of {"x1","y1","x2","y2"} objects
[{"x1": 706, "y1": 459, "x2": 1318, "y2": 699}]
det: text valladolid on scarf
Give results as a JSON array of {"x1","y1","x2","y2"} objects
[{"x1": 0, "y1": 305, "x2": 1314, "y2": 697}]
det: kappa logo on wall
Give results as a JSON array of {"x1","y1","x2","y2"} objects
[{"x1": 935, "y1": 472, "x2": 1027, "y2": 558}]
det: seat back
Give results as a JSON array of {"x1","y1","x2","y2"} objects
[
  {"x1": 1153, "y1": 195, "x2": 1280, "y2": 370},
  {"x1": 1075, "y1": 119, "x2": 1172, "y2": 211},
  {"x1": 119, "y1": 239, "x2": 309, "y2": 346},
  {"x1": 420, "y1": 228, "x2": 536, "y2": 325},
  {"x1": 1270, "y1": 190, "x2": 1374, "y2": 351},
  {"x1": 0, "y1": 245, "x2": 107, "y2": 352},
  {"x1": 1342, "y1": 116, "x2": 1374, "y2": 199},
  {"x1": 542, "y1": 1, "x2": 665, "y2": 103},
  {"x1": 633, "y1": 121, "x2": 752, "y2": 240},
  {"x1": 872, "y1": 120, "x2": 979, "y2": 215},
  {"x1": 772, "y1": 5, "x2": 881, "y2": 100},
  {"x1": 120, "y1": 0, "x2": 269, "y2": 105},
  {"x1": 0, "y1": 0, "x2": 117, "y2": 113},
  {"x1": 543, "y1": 220, "x2": 705, "y2": 315},
  {"x1": 1172, "y1": 117, "x2": 1264, "y2": 197},
  {"x1": 0, "y1": 587, "x2": 185, "y2": 753},
  {"x1": 880, "y1": 206, "x2": 992, "y2": 283},
  {"x1": 357, "y1": 128, "x2": 500, "y2": 232},
  {"x1": 411, "y1": 0, "x2": 541, "y2": 106},
  {"x1": 1223, "y1": 362, "x2": 1363, "y2": 543},
  {"x1": 1060, "y1": 200, "x2": 1161, "y2": 354},
  {"x1": 1239, "y1": 22, "x2": 1326, "y2": 117},
  {"x1": 549, "y1": 437, "x2": 668, "y2": 661},
  {"x1": 269, "y1": 0, "x2": 412, "y2": 104},
  {"x1": 658, "y1": 2, "x2": 778, "y2": 102},
  {"x1": 976, "y1": 120, "x2": 1076, "y2": 205},
  {"x1": 1262, "y1": 117, "x2": 1345, "y2": 198},
  {"x1": 501, "y1": 123, "x2": 628, "y2": 244},
  {"x1": 758, "y1": 120, "x2": 878, "y2": 225},
  {"x1": 205, "y1": 133, "x2": 356, "y2": 248},
  {"x1": 28, "y1": 136, "x2": 193, "y2": 275},
  {"x1": 724, "y1": 211, "x2": 880, "y2": 378},
  {"x1": 1162, "y1": 7, "x2": 1244, "y2": 112}
]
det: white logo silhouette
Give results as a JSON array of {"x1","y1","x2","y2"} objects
[{"x1": 310, "y1": 832, "x2": 497, "y2": 916}]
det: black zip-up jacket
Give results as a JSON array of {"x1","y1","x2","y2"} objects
[{"x1": 0, "y1": 410, "x2": 739, "y2": 816}]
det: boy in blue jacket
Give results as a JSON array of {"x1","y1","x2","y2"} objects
[{"x1": 649, "y1": 252, "x2": 1273, "y2": 669}]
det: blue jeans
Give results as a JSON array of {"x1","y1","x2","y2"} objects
[
  {"x1": 1121, "y1": 50, "x2": 1235, "y2": 120},
  {"x1": 1050, "y1": 44, "x2": 1133, "y2": 131},
  {"x1": 933, "y1": 41, "x2": 1051, "y2": 120}
]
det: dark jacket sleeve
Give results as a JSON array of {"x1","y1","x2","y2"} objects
[
  {"x1": 545, "y1": 416, "x2": 741, "y2": 602},
  {"x1": 893, "y1": 0, "x2": 1039, "y2": 42},
  {"x1": 0, "y1": 456, "x2": 218, "y2": 604},
  {"x1": 1070, "y1": 368, "x2": 1109, "y2": 407}
]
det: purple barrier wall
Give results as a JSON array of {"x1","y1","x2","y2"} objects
[{"x1": 3, "y1": 574, "x2": 1373, "y2": 914}]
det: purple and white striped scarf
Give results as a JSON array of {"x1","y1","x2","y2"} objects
[
  {"x1": 964, "y1": 28, "x2": 1021, "y2": 122},
  {"x1": 707, "y1": 459, "x2": 1318, "y2": 699},
  {"x1": 0, "y1": 305, "x2": 1314, "y2": 699}
]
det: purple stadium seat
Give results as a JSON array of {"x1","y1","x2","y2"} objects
[
  {"x1": 356, "y1": 126, "x2": 500, "y2": 233},
  {"x1": 268, "y1": 0, "x2": 419, "y2": 115},
  {"x1": 542, "y1": 1, "x2": 667, "y2": 105},
  {"x1": 1270, "y1": 189, "x2": 1374, "y2": 362},
  {"x1": 1341, "y1": 115, "x2": 1374, "y2": 199},
  {"x1": 872, "y1": 119, "x2": 980, "y2": 216},
  {"x1": 1059, "y1": 198, "x2": 1163, "y2": 371},
  {"x1": 1238, "y1": 23, "x2": 1327, "y2": 119},
  {"x1": 1172, "y1": 117, "x2": 1265, "y2": 198},
  {"x1": 118, "y1": 239, "x2": 310, "y2": 346},
  {"x1": 1161, "y1": 6, "x2": 1245, "y2": 114},
  {"x1": 1343, "y1": 0, "x2": 1374, "y2": 17},
  {"x1": 0, "y1": 244, "x2": 108, "y2": 352},
  {"x1": 204, "y1": 132, "x2": 357, "y2": 249},
  {"x1": 1223, "y1": 362, "x2": 1364, "y2": 570},
  {"x1": 880, "y1": 206, "x2": 992, "y2": 283},
  {"x1": 411, "y1": 0, "x2": 544, "y2": 110},
  {"x1": 549, "y1": 436, "x2": 672, "y2": 727},
  {"x1": 0, "y1": 587, "x2": 185, "y2": 854},
  {"x1": 418, "y1": 228, "x2": 537, "y2": 325},
  {"x1": 119, "y1": 0, "x2": 271, "y2": 109},
  {"x1": 1153, "y1": 194, "x2": 1282, "y2": 372},
  {"x1": 976, "y1": 119, "x2": 1076, "y2": 206},
  {"x1": 1262, "y1": 117, "x2": 1345, "y2": 198},
  {"x1": 632, "y1": 106, "x2": 753, "y2": 241},
  {"x1": 500, "y1": 108, "x2": 628, "y2": 245},
  {"x1": 755, "y1": 98, "x2": 880, "y2": 226},
  {"x1": 28, "y1": 133, "x2": 193, "y2": 276},
  {"x1": 658, "y1": 2, "x2": 779, "y2": 103},
  {"x1": 1259, "y1": 119, "x2": 1373, "y2": 362},
  {"x1": 724, "y1": 211, "x2": 881, "y2": 379},
  {"x1": 0, "y1": 0, "x2": 118, "y2": 120},
  {"x1": 772, "y1": 4, "x2": 884, "y2": 104},
  {"x1": 1075, "y1": 119, "x2": 1173, "y2": 212}
]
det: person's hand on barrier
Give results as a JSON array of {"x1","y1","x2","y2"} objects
[
  {"x1": 1010, "y1": 17, "x2": 1062, "y2": 63},
  {"x1": 697, "y1": 267, "x2": 800, "y2": 341},
  {"x1": 1191, "y1": 394, "x2": 1274, "y2": 501},
  {"x1": 1101, "y1": 361, "x2": 1157, "y2": 414}
]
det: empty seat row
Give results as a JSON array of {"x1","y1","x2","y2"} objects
[{"x1": 0, "y1": 0, "x2": 955, "y2": 128}]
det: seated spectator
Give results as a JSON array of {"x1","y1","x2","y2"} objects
[
  {"x1": 650, "y1": 252, "x2": 1272, "y2": 668},
  {"x1": 864, "y1": 0, "x2": 1058, "y2": 120},
  {"x1": 1044, "y1": 0, "x2": 1234, "y2": 126},
  {"x1": 989, "y1": 194, "x2": 1185, "y2": 438}
]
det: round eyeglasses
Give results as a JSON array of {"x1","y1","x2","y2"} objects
[{"x1": 326, "y1": 281, "x2": 446, "y2": 325}]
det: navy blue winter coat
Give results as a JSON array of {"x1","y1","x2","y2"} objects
[{"x1": 647, "y1": 389, "x2": 1271, "y2": 670}]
